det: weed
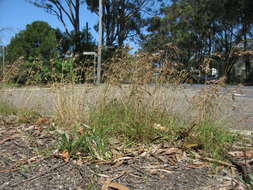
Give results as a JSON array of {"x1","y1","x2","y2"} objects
[
  {"x1": 248, "y1": 174, "x2": 253, "y2": 187},
  {"x1": 17, "y1": 110, "x2": 42, "y2": 124},
  {"x1": 192, "y1": 121, "x2": 236, "y2": 159},
  {"x1": 0, "y1": 102, "x2": 18, "y2": 115},
  {"x1": 54, "y1": 86, "x2": 87, "y2": 127},
  {"x1": 0, "y1": 47, "x2": 243, "y2": 189},
  {"x1": 59, "y1": 124, "x2": 111, "y2": 160},
  {"x1": 89, "y1": 100, "x2": 178, "y2": 144},
  {"x1": 190, "y1": 84, "x2": 228, "y2": 122},
  {"x1": 54, "y1": 50, "x2": 236, "y2": 160}
]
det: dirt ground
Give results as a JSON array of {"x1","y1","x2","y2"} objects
[{"x1": 1, "y1": 115, "x2": 252, "y2": 190}]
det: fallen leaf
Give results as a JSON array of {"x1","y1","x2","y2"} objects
[
  {"x1": 152, "y1": 123, "x2": 168, "y2": 132},
  {"x1": 139, "y1": 151, "x2": 147, "y2": 157},
  {"x1": 0, "y1": 168, "x2": 18, "y2": 173},
  {"x1": 101, "y1": 180, "x2": 110, "y2": 190},
  {"x1": 35, "y1": 117, "x2": 49, "y2": 126},
  {"x1": 192, "y1": 152, "x2": 233, "y2": 167},
  {"x1": 113, "y1": 157, "x2": 133, "y2": 163},
  {"x1": 102, "y1": 181, "x2": 130, "y2": 190},
  {"x1": 60, "y1": 150, "x2": 70, "y2": 162},
  {"x1": 149, "y1": 169, "x2": 173, "y2": 175},
  {"x1": 100, "y1": 179, "x2": 130, "y2": 190},
  {"x1": 187, "y1": 161, "x2": 209, "y2": 169},
  {"x1": 184, "y1": 143, "x2": 199, "y2": 149},
  {"x1": 163, "y1": 148, "x2": 181, "y2": 155},
  {"x1": 78, "y1": 127, "x2": 84, "y2": 135},
  {"x1": 111, "y1": 149, "x2": 123, "y2": 158},
  {"x1": 112, "y1": 160, "x2": 124, "y2": 168},
  {"x1": 23, "y1": 125, "x2": 35, "y2": 131},
  {"x1": 76, "y1": 159, "x2": 83, "y2": 166}
]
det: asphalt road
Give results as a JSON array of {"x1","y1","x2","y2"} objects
[{"x1": 0, "y1": 84, "x2": 252, "y2": 131}]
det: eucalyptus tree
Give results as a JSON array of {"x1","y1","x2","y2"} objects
[
  {"x1": 86, "y1": 0, "x2": 155, "y2": 48},
  {"x1": 27, "y1": 0, "x2": 86, "y2": 53},
  {"x1": 142, "y1": 0, "x2": 253, "y2": 80}
]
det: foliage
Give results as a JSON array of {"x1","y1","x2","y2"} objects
[
  {"x1": 7, "y1": 21, "x2": 58, "y2": 63},
  {"x1": 86, "y1": 0, "x2": 155, "y2": 48},
  {"x1": 141, "y1": 0, "x2": 253, "y2": 81},
  {"x1": 28, "y1": 0, "x2": 88, "y2": 54},
  {"x1": 192, "y1": 122, "x2": 236, "y2": 159},
  {"x1": 55, "y1": 27, "x2": 96, "y2": 57},
  {"x1": 57, "y1": 54, "x2": 236, "y2": 160},
  {"x1": 58, "y1": 95, "x2": 235, "y2": 160},
  {"x1": 59, "y1": 127, "x2": 111, "y2": 160},
  {"x1": 5, "y1": 20, "x2": 96, "y2": 84},
  {"x1": 5, "y1": 57, "x2": 76, "y2": 84}
]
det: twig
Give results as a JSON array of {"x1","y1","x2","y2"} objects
[
  {"x1": 192, "y1": 152, "x2": 233, "y2": 167},
  {"x1": 10, "y1": 162, "x2": 67, "y2": 187},
  {"x1": 112, "y1": 170, "x2": 127, "y2": 181},
  {"x1": 200, "y1": 157, "x2": 233, "y2": 167}
]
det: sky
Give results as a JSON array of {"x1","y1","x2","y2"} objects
[
  {"x1": 0, "y1": 0, "x2": 163, "y2": 51},
  {"x1": 0, "y1": 0, "x2": 98, "y2": 46}
]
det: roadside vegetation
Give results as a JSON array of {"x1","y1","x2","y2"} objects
[
  {"x1": 1, "y1": 0, "x2": 253, "y2": 188},
  {"x1": 0, "y1": 52, "x2": 239, "y2": 161},
  {"x1": 1, "y1": 53, "x2": 253, "y2": 188}
]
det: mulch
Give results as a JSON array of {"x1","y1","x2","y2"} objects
[{"x1": 0, "y1": 115, "x2": 252, "y2": 190}]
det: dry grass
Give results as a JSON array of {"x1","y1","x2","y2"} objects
[
  {"x1": 54, "y1": 85, "x2": 88, "y2": 127},
  {"x1": 0, "y1": 48, "x2": 238, "y2": 160},
  {"x1": 52, "y1": 50, "x2": 237, "y2": 160}
]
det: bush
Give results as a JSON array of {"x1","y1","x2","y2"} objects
[{"x1": 5, "y1": 57, "x2": 76, "y2": 84}]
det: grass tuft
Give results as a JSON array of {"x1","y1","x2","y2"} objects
[
  {"x1": 192, "y1": 122, "x2": 236, "y2": 159},
  {"x1": 59, "y1": 124, "x2": 111, "y2": 160},
  {"x1": 59, "y1": 97, "x2": 236, "y2": 160}
]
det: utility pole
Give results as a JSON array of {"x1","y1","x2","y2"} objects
[
  {"x1": 86, "y1": 22, "x2": 89, "y2": 44},
  {"x1": 97, "y1": 0, "x2": 103, "y2": 84},
  {"x1": 2, "y1": 46, "x2": 4, "y2": 78}
]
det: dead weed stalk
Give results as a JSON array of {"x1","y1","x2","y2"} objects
[{"x1": 54, "y1": 85, "x2": 87, "y2": 127}]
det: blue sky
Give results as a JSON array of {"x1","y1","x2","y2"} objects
[
  {"x1": 0, "y1": 0, "x2": 98, "y2": 46},
  {"x1": 0, "y1": 0, "x2": 163, "y2": 51}
]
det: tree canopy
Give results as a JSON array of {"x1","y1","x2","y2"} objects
[
  {"x1": 141, "y1": 0, "x2": 253, "y2": 80},
  {"x1": 86, "y1": 0, "x2": 155, "y2": 48},
  {"x1": 7, "y1": 21, "x2": 58, "y2": 63},
  {"x1": 4, "y1": 0, "x2": 253, "y2": 83},
  {"x1": 28, "y1": 0, "x2": 87, "y2": 54}
]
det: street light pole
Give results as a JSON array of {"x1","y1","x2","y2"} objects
[{"x1": 97, "y1": 0, "x2": 103, "y2": 84}]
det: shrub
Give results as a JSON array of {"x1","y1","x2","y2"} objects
[{"x1": 5, "y1": 57, "x2": 77, "y2": 84}]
